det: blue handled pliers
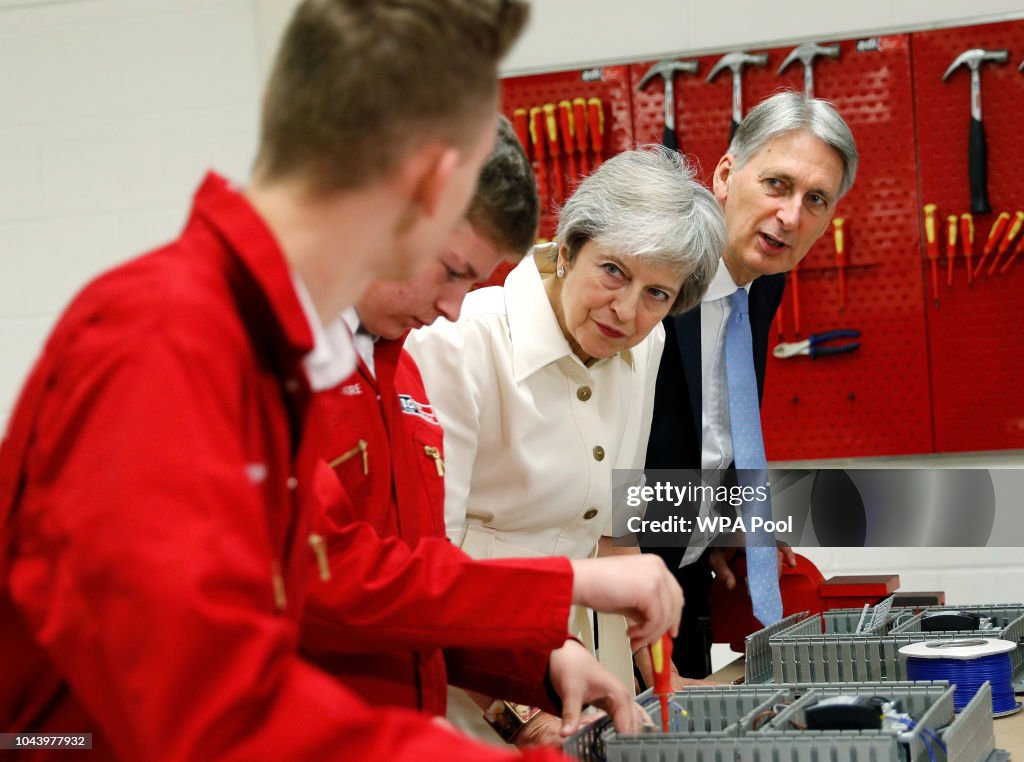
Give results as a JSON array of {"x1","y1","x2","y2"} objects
[{"x1": 773, "y1": 329, "x2": 861, "y2": 359}]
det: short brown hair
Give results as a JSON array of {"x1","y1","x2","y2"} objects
[
  {"x1": 254, "y1": 0, "x2": 529, "y2": 194},
  {"x1": 466, "y1": 114, "x2": 539, "y2": 258}
]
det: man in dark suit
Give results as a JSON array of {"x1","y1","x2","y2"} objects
[{"x1": 645, "y1": 91, "x2": 859, "y2": 677}]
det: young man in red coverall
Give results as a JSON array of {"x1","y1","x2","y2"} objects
[{"x1": 0, "y1": 3, "x2": 681, "y2": 761}]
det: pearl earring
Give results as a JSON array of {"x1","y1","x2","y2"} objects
[{"x1": 556, "y1": 264, "x2": 565, "y2": 278}]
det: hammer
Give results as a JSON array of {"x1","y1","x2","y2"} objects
[
  {"x1": 943, "y1": 48, "x2": 1008, "y2": 214},
  {"x1": 777, "y1": 41, "x2": 840, "y2": 98},
  {"x1": 707, "y1": 51, "x2": 768, "y2": 142},
  {"x1": 638, "y1": 59, "x2": 699, "y2": 151}
]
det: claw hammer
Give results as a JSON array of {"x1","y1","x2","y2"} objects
[
  {"x1": 943, "y1": 48, "x2": 1008, "y2": 214},
  {"x1": 638, "y1": 59, "x2": 699, "y2": 152},
  {"x1": 706, "y1": 51, "x2": 769, "y2": 142},
  {"x1": 777, "y1": 41, "x2": 840, "y2": 98}
]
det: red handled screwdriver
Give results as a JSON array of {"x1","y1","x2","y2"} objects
[
  {"x1": 946, "y1": 215, "x2": 958, "y2": 287},
  {"x1": 989, "y1": 210, "x2": 1024, "y2": 276},
  {"x1": 974, "y1": 211, "x2": 1010, "y2": 278},
  {"x1": 648, "y1": 634, "x2": 673, "y2": 732},
  {"x1": 960, "y1": 213, "x2": 975, "y2": 286},
  {"x1": 923, "y1": 204, "x2": 940, "y2": 307}
]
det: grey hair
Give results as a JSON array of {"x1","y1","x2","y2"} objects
[
  {"x1": 551, "y1": 145, "x2": 724, "y2": 315},
  {"x1": 729, "y1": 90, "x2": 858, "y2": 200}
]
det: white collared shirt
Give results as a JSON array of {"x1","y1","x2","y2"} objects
[
  {"x1": 341, "y1": 307, "x2": 378, "y2": 379},
  {"x1": 699, "y1": 258, "x2": 752, "y2": 470},
  {"x1": 406, "y1": 250, "x2": 664, "y2": 560},
  {"x1": 290, "y1": 272, "x2": 357, "y2": 392}
]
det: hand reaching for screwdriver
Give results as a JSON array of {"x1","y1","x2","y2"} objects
[{"x1": 569, "y1": 555, "x2": 683, "y2": 651}]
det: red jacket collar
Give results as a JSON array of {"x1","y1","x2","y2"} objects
[{"x1": 190, "y1": 172, "x2": 314, "y2": 359}]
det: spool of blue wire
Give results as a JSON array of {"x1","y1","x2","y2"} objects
[{"x1": 900, "y1": 638, "x2": 1020, "y2": 716}]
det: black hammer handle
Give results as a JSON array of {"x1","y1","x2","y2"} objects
[
  {"x1": 729, "y1": 119, "x2": 739, "y2": 144},
  {"x1": 662, "y1": 124, "x2": 678, "y2": 152},
  {"x1": 969, "y1": 116, "x2": 991, "y2": 214}
]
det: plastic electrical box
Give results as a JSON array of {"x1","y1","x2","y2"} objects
[{"x1": 561, "y1": 681, "x2": 998, "y2": 762}]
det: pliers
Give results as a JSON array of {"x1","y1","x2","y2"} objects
[{"x1": 773, "y1": 329, "x2": 861, "y2": 359}]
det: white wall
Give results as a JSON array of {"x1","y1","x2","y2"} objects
[
  {"x1": 252, "y1": 0, "x2": 1024, "y2": 77},
  {"x1": 2, "y1": 0, "x2": 1022, "y2": 605},
  {"x1": 0, "y1": 0, "x2": 262, "y2": 430},
  {"x1": 501, "y1": 1, "x2": 1024, "y2": 74}
]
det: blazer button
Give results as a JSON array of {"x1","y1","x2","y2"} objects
[
  {"x1": 593, "y1": 446, "x2": 605, "y2": 461},
  {"x1": 583, "y1": 508, "x2": 599, "y2": 520},
  {"x1": 576, "y1": 386, "x2": 592, "y2": 402}
]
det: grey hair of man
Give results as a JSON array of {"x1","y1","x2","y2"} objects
[
  {"x1": 728, "y1": 90, "x2": 858, "y2": 200},
  {"x1": 551, "y1": 145, "x2": 724, "y2": 316}
]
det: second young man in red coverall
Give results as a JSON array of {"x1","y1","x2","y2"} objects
[
  {"x1": 0, "y1": 2, "x2": 681, "y2": 761},
  {"x1": 303, "y1": 117, "x2": 577, "y2": 739}
]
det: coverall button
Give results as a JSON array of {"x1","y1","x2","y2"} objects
[
  {"x1": 583, "y1": 508, "x2": 599, "y2": 520},
  {"x1": 593, "y1": 446, "x2": 605, "y2": 461},
  {"x1": 576, "y1": 386, "x2": 592, "y2": 402}
]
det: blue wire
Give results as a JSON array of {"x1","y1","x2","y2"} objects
[
  {"x1": 897, "y1": 716, "x2": 943, "y2": 761},
  {"x1": 924, "y1": 736, "x2": 937, "y2": 762},
  {"x1": 906, "y1": 652, "x2": 1017, "y2": 714}
]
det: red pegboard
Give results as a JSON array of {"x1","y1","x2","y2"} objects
[
  {"x1": 500, "y1": 66, "x2": 635, "y2": 236},
  {"x1": 477, "y1": 22, "x2": 1024, "y2": 460},
  {"x1": 912, "y1": 20, "x2": 1024, "y2": 453},
  {"x1": 481, "y1": 67, "x2": 637, "y2": 289},
  {"x1": 631, "y1": 37, "x2": 932, "y2": 459}
]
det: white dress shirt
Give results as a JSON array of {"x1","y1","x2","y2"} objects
[
  {"x1": 406, "y1": 250, "x2": 664, "y2": 561},
  {"x1": 340, "y1": 307, "x2": 377, "y2": 379},
  {"x1": 290, "y1": 272, "x2": 357, "y2": 391}
]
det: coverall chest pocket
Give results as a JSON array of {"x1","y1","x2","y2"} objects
[{"x1": 411, "y1": 423, "x2": 446, "y2": 539}]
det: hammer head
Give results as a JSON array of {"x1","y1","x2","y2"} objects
[
  {"x1": 638, "y1": 59, "x2": 700, "y2": 90},
  {"x1": 777, "y1": 42, "x2": 840, "y2": 75},
  {"x1": 706, "y1": 50, "x2": 769, "y2": 83},
  {"x1": 943, "y1": 48, "x2": 1009, "y2": 80}
]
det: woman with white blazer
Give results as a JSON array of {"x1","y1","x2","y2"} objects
[{"x1": 406, "y1": 145, "x2": 725, "y2": 747}]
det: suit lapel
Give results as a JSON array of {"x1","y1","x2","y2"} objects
[
  {"x1": 748, "y1": 273, "x2": 785, "y2": 400},
  {"x1": 673, "y1": 308, "x2": 702, "y2": 436}
]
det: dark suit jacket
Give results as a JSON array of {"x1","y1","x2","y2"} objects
[
  {"x1": 643, "y1": 272, "x2": 785, "y2": 676},
  {"x1": 647, "y1": 272, "x2": 785, "y2": 469}
]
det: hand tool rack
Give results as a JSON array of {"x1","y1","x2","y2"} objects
[{"x1": 562, "y1": 681, "x2": 1000, "y2": 762}]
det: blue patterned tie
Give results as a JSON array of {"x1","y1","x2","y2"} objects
[{"x1": 725, "y1": 288, "x2": 783, "y2": 626}]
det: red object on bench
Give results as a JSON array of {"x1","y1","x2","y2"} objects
[{"x1": 709, "y1": 552, "x2": 900, "y2": 651}]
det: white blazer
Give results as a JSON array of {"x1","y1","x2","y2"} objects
[{"x1": 407, "y1": 249, "x2": 664, "y2": 562}]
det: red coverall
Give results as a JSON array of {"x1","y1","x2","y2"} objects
[
  {"x1": 0, "y1": 173, "x2": 570, "y2": 761},
  {"x1": 304, "y1": 338, "x2": 554, "y2": 717}
]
